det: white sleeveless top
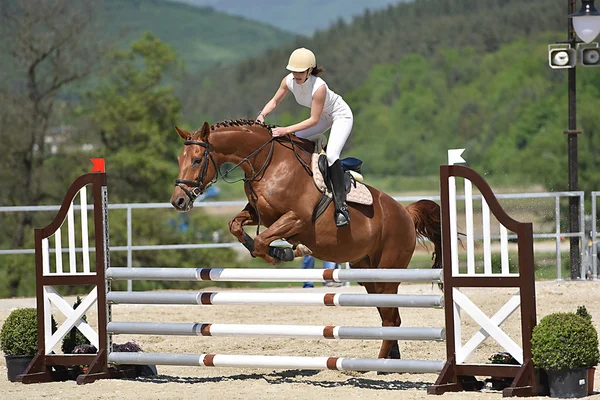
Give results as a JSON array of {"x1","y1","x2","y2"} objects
[{"x1": 285, "y1": 74, "x2": 351, "y2": 120}]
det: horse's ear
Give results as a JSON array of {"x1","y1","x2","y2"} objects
[
  {"x1": 199, "y1": 121, "x2": 210, "y2": 141},
  {"x1": 175, "y1": 126, "x2": 191, "y2": 141}
]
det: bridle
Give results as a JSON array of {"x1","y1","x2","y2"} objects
[
  {"x1": 174, "y1": 134, "x2": 278, "y2": 205},
  {"x1": 174, "y1": 140, "x2": 218, "y2": 203},
  {"x1": 174, "y1": 131, "x2": 313, "y2": 234}
]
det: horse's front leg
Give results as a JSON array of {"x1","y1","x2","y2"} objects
[
  {"x1": 228, "y1": 203, "x2": 259, "y2": 256},
  {"x1": 252, "y1": 211, "x2": 306, "y2": 264}
]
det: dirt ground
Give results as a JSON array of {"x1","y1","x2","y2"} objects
[{"x1": 2, "y1": 280, "x2": 600, "y2": 400}]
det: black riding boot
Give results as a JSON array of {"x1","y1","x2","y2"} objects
[{"x1": 329, "y1": 159, "x2": 350, "y2": 227}]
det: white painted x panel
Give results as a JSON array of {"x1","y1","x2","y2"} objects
[
  {"x1": 44, "y1": 286, "x2": 99, "y2": 352},
  {"x1": 453, "y1": 289, "x2": 522, "y2": 364}
]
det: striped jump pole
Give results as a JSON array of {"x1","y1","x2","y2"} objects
[
  {"x1": 106, "y1": 291, "x2": 443, "y2": 308},
  {"x1": 108, "y1": 352, "x2": 445, "y2": 374},
  {"x1": 106, "y1": 267, "x2": 443, "y2": 283},
  {"x1": 107, "y1": 321, "x2": 446, "y2": 341}
]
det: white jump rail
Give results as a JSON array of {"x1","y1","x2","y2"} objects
[
  {"x1": 105, "y1": 267, "x2": 443, "y2": 283},
  {"x1": 108, "y1": 352, "x2": 445, "y2": 374},
  {"x1": 107, "y1": 322, "x2": 446, "y2": 341},
  {"x1": 106, "y1": 291, "x2": 443, "y2": 308}
]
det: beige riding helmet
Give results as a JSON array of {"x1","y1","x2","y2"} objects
[{"x1": 286, "y1": 48, "x2": 316, "y2": 72}]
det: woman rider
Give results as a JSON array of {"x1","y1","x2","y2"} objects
[{"x1": 256, "y1": 48, "x2": 354, "y2": 227}]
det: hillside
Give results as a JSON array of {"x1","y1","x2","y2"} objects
[
  {"x1": 0, "y1": 0, "x2": 296, "y2": 78},
  {"x1": 176, "y1": 0, "x2": 600, "y2": 193},
  {"x1": 103, "y1": 0, "x2": 296, "y2": 73},
  {"x1": 180, "y1": 0, "x2": 564, "y2": 122},
  {"x1": 345, "y1": 34, "x2": 600, "y2": 191},
  {"x1": 171, "y1": 0, "x2": 412, "y2": 34}
]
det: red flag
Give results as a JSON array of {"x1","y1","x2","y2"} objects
[{"x1": 90, "y1": 158, "x2": 105, "y2": 173}]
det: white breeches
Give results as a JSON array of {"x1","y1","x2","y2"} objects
[{"x1": 295, "y1": 116, "x2": 353, "y2": 166}]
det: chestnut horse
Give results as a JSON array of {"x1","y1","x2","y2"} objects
[{"x1": 171, "y1": 119, "x2": 442, "y2": 360}]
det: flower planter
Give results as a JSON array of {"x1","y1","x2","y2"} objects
[
  {"x1": 535, "y1": 368, "x2": 550, "y2": 396},
  {"x1": 547, "y1": 368, "x2": 588, "y2": 398},
  {"x1": 4, "y1": 355, "x2": 33, "y2": 382}
]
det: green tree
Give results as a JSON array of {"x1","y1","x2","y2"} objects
[
  {"x1": 81, "y1": 32, "x2": 184, "y2": 203},
  {"x1": 0, "y1": 0, "x2": 105, "y2": 246},
  {"x1": 0, "y1": 0, "x2": 107, "y2": 298}
]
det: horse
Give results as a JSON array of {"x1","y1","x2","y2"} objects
[{"x1": 170, "y1": 119, "x2": 442, "y2": 360}]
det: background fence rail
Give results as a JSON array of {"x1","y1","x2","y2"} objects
[{"x1": 0, "y1": 190, "x2": 592, "y2": 286}]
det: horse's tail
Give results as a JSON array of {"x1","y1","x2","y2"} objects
[{"x1": 405, "y1": 200, "x2": 442, "y2": 269}]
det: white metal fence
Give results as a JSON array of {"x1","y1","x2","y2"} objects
[
  {"x1": 589, "y1": 192, "x2": 600, "y2": 280},
  {"x1": 0, "y1": 189, "x2": 591, "y2": 283}
]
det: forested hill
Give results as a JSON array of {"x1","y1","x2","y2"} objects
[
  {"x1": 176, "y1": 0, "x2": 600, "y2": 193},
  {"x1": 103, "y1": 0, "x2": 295, "y2": 73},
  {"x1": 180, "y1": 0, "x2": 564, "y2": 123}
]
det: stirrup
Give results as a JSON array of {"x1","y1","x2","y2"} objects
[{"x1": 335, "y1": 206, "x2": 350, "y2": 227}]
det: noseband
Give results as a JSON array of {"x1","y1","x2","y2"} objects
[{"x1": 174, "y1": 140, "x2": 218, "y2": 203}]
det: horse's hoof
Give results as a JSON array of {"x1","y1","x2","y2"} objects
[{"x1": 294, "y1": 244, "x2": 312, "y2": 256}]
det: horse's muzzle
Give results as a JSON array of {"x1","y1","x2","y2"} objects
[{"x1": 170, "y1": 193, "x2": 193, "y2": 212}]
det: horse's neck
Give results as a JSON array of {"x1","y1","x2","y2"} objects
[{"x1": 212, "y1": 128, "x2": 283, "y2": 175}]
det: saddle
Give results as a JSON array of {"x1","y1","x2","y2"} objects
[{"x1": 311, "y1": 152, "x2": 373, "y2": 221}]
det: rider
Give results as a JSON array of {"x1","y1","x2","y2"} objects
[{"x1": 256, "y1": 47, "x2": 354, "y2": 227}]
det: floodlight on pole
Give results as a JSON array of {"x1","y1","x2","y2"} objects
[{"x1": 569, "y1": 0, "x2": 600, "y2": 43}]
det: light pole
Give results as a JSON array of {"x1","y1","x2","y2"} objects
[
  {"x1": 566, "y1": 0, "x2": 581, "y2": 280},
  {"x1": 568, "y1": 1, "x2": 600, "y2": 279},
  {"x1": 557, "y1": 1, "x2": 600, "y2": 279}
]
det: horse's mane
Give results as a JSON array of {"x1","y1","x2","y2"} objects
[
  {"x1": 201, "y1": 118, "x2": 313, "y2": 151},
  {"x1": 209, "y1": 119, "x2": 276, "y2": 132}
]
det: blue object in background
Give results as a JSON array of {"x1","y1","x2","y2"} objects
[
  {"x1": 197, "y1": 185, "x2": 221, "y2": 201},
  {"x1": 303, "y1": 256, "x2": 342, "y2": 288},
  {"x1": 323, "y1": 261, "x2": 339, "y2": 270}
]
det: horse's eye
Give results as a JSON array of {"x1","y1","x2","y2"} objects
[{"x1": 192, "y1": 157, "x2": 202, "y2": 167}]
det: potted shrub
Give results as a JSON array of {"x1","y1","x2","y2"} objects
[
  {"x1": 531, "y1": 311, "x2": 600, "y2": 398},
  {"x1": 0, "y1": 308, "x2": 55, "y2": 382},
  {"x1": 576, "y1": 305, "x2": 596, "y2": 395}
]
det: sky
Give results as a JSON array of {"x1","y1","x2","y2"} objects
[{"x1": 169, "y1": 0, "x2": 411, "y2": 34}]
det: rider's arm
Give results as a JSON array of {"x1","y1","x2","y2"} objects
[
  {"x1": 284, "y1": 85, "x2": 326, "y2": 133},
  {"x1": 257, "y1": 77, "x2": 289, "y2": 122}
]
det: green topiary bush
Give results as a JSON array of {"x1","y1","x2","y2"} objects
[
  {"x1": 0, "y1": 308, "x2": 56, "y2": 356},
  {"x1": 576, "y1": 305, "x2": 592, "y2": 321},
  {"x1": 531, "y1": 312, "x2": 600, "y2": 371}
]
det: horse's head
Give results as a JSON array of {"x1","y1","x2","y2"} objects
[{"x1": 171, "y1": 122, "x2": 217, "y2": 212}]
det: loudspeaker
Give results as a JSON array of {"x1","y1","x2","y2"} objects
[
  {"x1": 580, "y1": 47, "x2": 600, "y2": 66},
  {"x1": 548, "y1": 47, "x2": 577, "y2": 69}
]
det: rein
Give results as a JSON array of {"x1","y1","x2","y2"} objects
[
  {"x1": 224, "y1": 137, "x2": 277, "y2": 235},
  {"x1": 277, "y1": 136, "x2": 313, "y2": 177},
  {"x1": 175, "y1": 129, "x2": 314, "y2": 235}
]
